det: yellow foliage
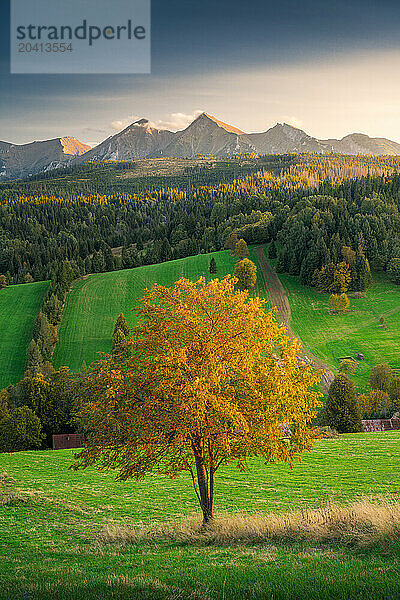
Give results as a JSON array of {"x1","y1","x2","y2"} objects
[{"x1": 73, "y1": 276, "x2": 322, "y2": 522}]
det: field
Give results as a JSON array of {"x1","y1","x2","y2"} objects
[
  {"x1": 271, "y1": 256, "x2": 400, "y2": 391},
  {"x1": 0, "y1": 281, "x2": 49, "y2": 388},
  {"x1": 53, "y1": 250, "x2": 238, "y2": 372},
  {"x1": 1, "y1": 432, "x2": 400, "y2": 599},
  {"x1": 53, "y1": 245, "x2": 400, "y2": 391}
]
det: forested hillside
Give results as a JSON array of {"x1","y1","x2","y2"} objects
[{"x1": 0, "y1": 154, "x2": 400, "y2": 288}]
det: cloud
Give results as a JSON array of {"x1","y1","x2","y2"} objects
[
  {"x1": 108, "y1": 110, "x2": 203, "y2": 134},
  {"x1": 110, "y1": 116, "x2": 140, "y2": 131},
  {"x1": 280, "y1": 116, "x2": 304, "y2": 130},
  {"x1": 150, "y1": 110, "x2": 203, "y2": 131}
]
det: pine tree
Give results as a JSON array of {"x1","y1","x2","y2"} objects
[
  {"x1": 209, "y1": 257, "x2": 217, "y2": 274},
  {"x1": 388, "y1": 258, "x2": 400, "y2": 285},
  {"x1": 27, "y1": 340, "x2": 43, "y2": 374},
  {"x1": 268, "y1": 241, "x2": 277, "y2": 259},
  {"x1": 353, "y1": 249, "x2": 372, "y2": 291}
]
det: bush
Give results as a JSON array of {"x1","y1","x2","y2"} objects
[
  {"x1": 0, "y1": 406, "x2": 43, "y2": 452},
  {"x1": 358, "y1": 390, "x2": 392, "y2": 419},
  {"x1": 339, "y1": 359, "x2": 357, "y2": 374},
  {"x1": 325, "y1": 374, "x2": 361, "y2": 433}
]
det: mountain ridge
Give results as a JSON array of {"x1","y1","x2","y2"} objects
[
  {"x1": 2, "y1": 112, "x2": 400, "y2": 181},
  {"x1": 0, "y1": 136, "x2": 90, "y2": 181}
]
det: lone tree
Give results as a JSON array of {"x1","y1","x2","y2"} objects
[
  {"x1": 328, "y1": 293, "x2": 349, "y2": 314},
  {"x1": 73, "y1": 276, "x2": 321, "y2": 525},
  {"x1": 209, "y1": 257, "x2": 217, "y2": 274},
  {"x1": 234, "y1": 258, "x2": 257, "y2": 289},
  {"x1": 325, "y1": 373, "x2": 361, "y2": 433},
  {"x1": 234, "y1": 239, "x2": 249, "y2": 260},
  {"x1": 112, "y1": 313, "x2": 130, "y2": 353}
]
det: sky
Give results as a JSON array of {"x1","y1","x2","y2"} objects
[{"x1": 1, "y1": 0, "x2": 400, "y2": 146}]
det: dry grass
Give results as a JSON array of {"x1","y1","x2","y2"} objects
[
  {"x1": 0, "y1": 470, "x2": 29, "y2": 505},
  {"x1": 100, "y1": 497, "x2": 400, "y2": 547}
]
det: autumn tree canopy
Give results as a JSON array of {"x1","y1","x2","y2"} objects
[
  {"x1": 73, "y1": 276, "x2": 321, "y2": 524},
  {"x1": 234, "y1": 239, "x2": 249, "y2": 259},
  {"x1": 234, "y1": 258, "x2": 257, "y2": 289}
]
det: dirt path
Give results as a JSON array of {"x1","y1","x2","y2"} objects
[{"x1": 254, "y1": 246, "x2": 334, "y2": 391}]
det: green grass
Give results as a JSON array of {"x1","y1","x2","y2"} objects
[
  {"x1": 1, "y1": 432, "x2": 400, "y2": 599},
  {"x1": 275, "y1": 263, "x2": 400, "y2": 391},
  {"x1": 54, "y1": 245, "x2": 400, "y2": 391},
  {"x1": 53, "y1": 250, "x2": 237, "y2": 372},
  {"x1": 0, "y1": 281, "x2": 49, "y2": 388}
]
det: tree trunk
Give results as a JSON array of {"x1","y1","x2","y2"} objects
[{"x1": 193, "y1": 443, "x2": 214, "y2": 525}]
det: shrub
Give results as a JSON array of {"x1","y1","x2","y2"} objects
[
  {"x1": 339, "y1": 359, "x2": 357, "y2": 374},
  {"x1": 325, "y1": 374, "x2": 361, "y2": 433},
  {"x1": 0, "y1": 406, "x2": 43, "y2": 452},
  {"x1": 358, "y1": 390, "x2": 392, "y2": 419}
]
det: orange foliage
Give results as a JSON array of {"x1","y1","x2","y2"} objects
[{"x1": 73, "y1": 276, "x2": 321, "y2": 523}]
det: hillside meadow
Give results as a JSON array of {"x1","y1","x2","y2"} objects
[
  {"x1": 53, "y1": 250, "x2": 238, "y2": 372},
  {"x1": 0, "y1": 280, "x2": 49, "y2": 388},
  {"x1": 53, "y1": 245, "x2": 400, "y2": 393},
  {"x1": 1, "y1": 432, "x2": 400, "y2": 600},
  {"x1": 274, "y1": 260, "x2": 400, "y2": 390}
]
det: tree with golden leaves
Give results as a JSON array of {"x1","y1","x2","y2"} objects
[
  {"x1": 234, "y1": 239, "x2": 249, "y2": 259},
  {"x1": 234, "y1": 258, "x2": 257, "y2": 289},
  {"x1": 72, "y1": 276, "x2": 321, "y2": 524}
]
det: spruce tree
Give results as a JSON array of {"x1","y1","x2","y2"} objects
[
  {"x1": 209, "y1": 257, "x2": 217, "y2": 274},
  {"x1": 325, "y1": 373, "x2": 361, "y2": 433},
  {"x1": 27, "y1": 340, "x2": 43, "y2": 374},
  {"x1": 112, "y1": 328, "x2": 126, "y2": 352},
  {"x1": 268, "y1": 241, "x2": 277, "y2": 260}
]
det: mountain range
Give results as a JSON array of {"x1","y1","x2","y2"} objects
[
  {"x1": 0, "y1": 137, "x2": 90, "y2": 181},
  {"x1": 2, "y1": 112, "x2": 400, "y2": 181}
]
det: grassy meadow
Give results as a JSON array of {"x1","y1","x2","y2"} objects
[
  {"x1": 271, "y1": 255, "x2": 400, "y2": 390},
  {"x1": 1, "y1": 432, "x2": 400, "y2": 599},
  {"x1": 0, "y1": 281, "x2": 49, "y2": 388},
  {"x1": 53, "y1": 250, "x2": 238, "y2": 372},
  {"x1": 53, "y1": 244, "x2": 400, "y2": 392}
]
